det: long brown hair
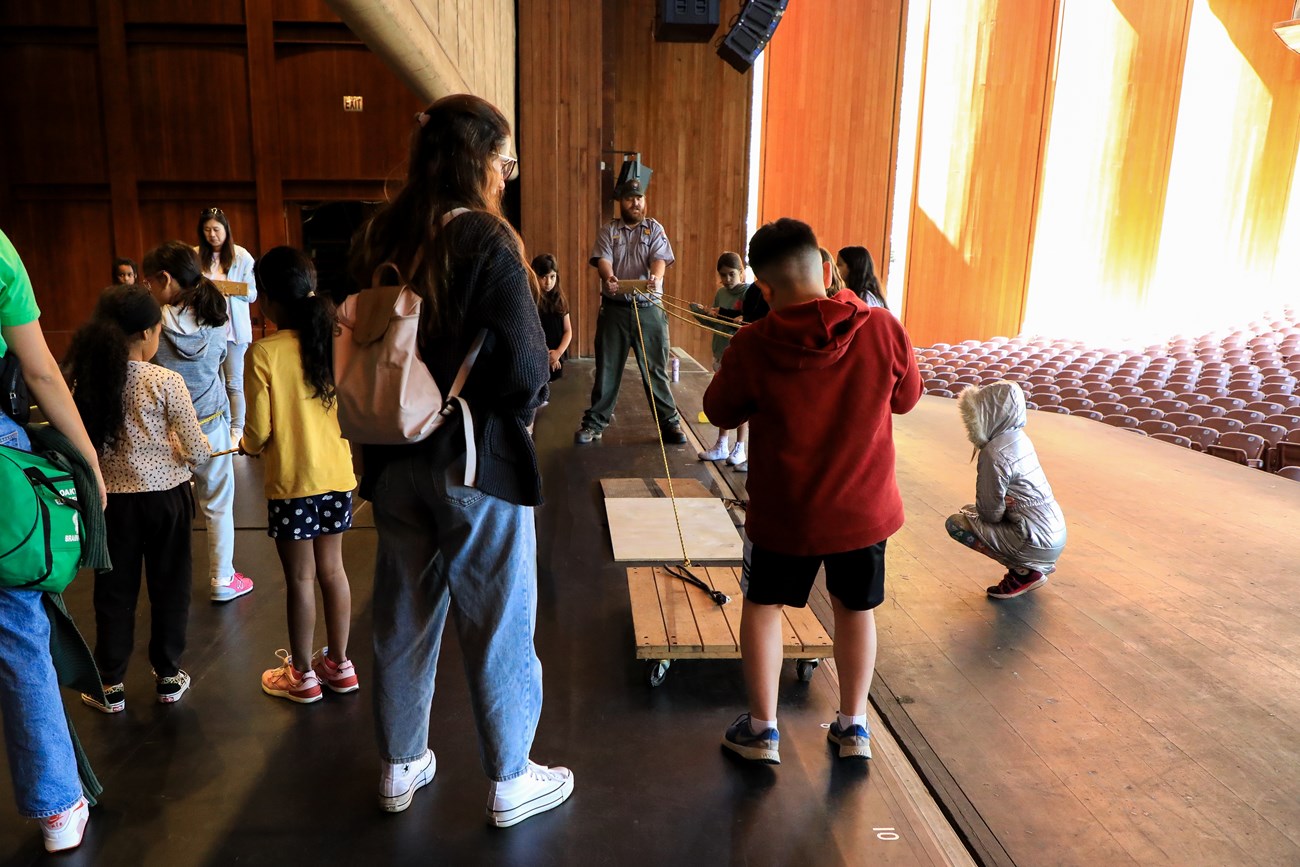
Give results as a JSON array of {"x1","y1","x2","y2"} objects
[
  {"x1": 349, "y1": 94, "x2": 534, "y2": 339},
  {"x1": 819, "y1": 247, "x2": 845, "y2": 297}
]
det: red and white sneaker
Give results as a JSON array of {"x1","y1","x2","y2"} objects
[
  {"x1": 41, "y1": 797, "x2": 88, "y2": 853},
  {"x1": 211, "y1": 572, "x2": 254, "y2": 602},
  {"x1": 261, "y1": 651, "x2": 322, "y2": 703},
  {"x1": 986, "y1": 570, "x2": 1048, "y2": 599},
  {"x1": 311, "y1": 648, "x2": 360, "y2": 694}
]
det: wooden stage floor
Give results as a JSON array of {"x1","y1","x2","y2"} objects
[
  {"x1": 684, "y1": 381, "x2": 1300, "y2": 867},
  {"x1": 3, "y1": 358, "x2": 1297, "y2": 865}
]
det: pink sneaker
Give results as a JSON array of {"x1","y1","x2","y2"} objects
[
  {"x1": 312, "y1": 648, "x2": 360, "y2": 694},
  {"x1": 261, "y1": 651, "x2": 322, "y2": 703},
  {"x1": 41, "y1": 797, "x2": 88, "y2": 853},
  {"x1": 212, "y1": 572, "x2": 254, "y2": 602}
]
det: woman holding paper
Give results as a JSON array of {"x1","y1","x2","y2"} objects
[{"x1": 195, "y1": 207, "x2": 258, "y2": 444}]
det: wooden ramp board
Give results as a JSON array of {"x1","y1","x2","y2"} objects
[
  {"x1": 628, "y1": 566, "x2": 834, "y2": 659},
  {"x1": 600, "y1": 477, "x2": 715, "y2": 499},
  {"x1": 604, "y1": 497, "x2": 743, "y2": 562}
]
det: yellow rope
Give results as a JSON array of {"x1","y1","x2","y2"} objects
[
  {"x1": 634, "y1": 295, "x2": 738, "y2": 339},
  {"x1": 653, "y1": 294, "x2": 745, "y2": 330},
  {"x1": 630, "y1": 301, "x2": 692, "y2": 568}
]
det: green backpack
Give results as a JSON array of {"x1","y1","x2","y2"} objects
[{"x1": 0, "y1": 443, "x2": 83, "y2": 592}]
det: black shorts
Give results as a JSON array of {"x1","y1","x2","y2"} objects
[
  {"x1": 267, "y1": 491, "x2": 353, "y2": 540},
  {"x1": 741, "y1": 540, "x2": 887, "y2": 611}
]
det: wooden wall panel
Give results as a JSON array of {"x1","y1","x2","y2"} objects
[
  {"x1": 1022, "y1": 0, "x2": 1193, "y2": 339},
  {"x1": 128, "y1": 44, "x2": 255, "y2": 181},
  {"x1": 760, "y1": 0, "x2": 907, "y2": 289},
  {"x1": 517, "y1": 0, "x2": 604, "y2": 356},
  {"x1": 275, "y1": 45, "x2": 421, "y2": 181},
  {"x1": 901, "y1": 0, "x2": 1061, "y2": 348},
  {"x1": 4, "y1": 201, "x2": 115, "y2": 358},
  {"x1": 0, "y1": 5, "x2": 429, "y2": 350},
  {"x1": 0, "y1": 45, "x2": 107, "y2": 185},
  {"x1": 273, "y1": 0, "x2": 338, "y2": 21},
  {"x1": 123, "y1": 0, "x2": 245, "y2": 25},
  {"x1": 0, "y1": 1, "x2": 94, "y2": 27},
  {"x1": 607, "y1": 0, "x2": 753, "y2": 367}
]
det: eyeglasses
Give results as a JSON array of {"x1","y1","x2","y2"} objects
[
  {"x1": 496, "y1": 153, "x2": 517, "y2": 180},
  {"x1": 202, "y1": 208, "x2": 225, "y2": 219}
]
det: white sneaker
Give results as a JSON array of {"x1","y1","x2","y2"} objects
[
  {"x1": 698, "y1": 439, "x2": 731, "y2": 461},
  {"x1": 726, "y1": 443, "x2": 747, "y2": 465},
  {"x1": 379, "y1": 749, "x2": 436, "y2": 813},
  {"x1": 41, "y1": 797, "x2": 88, "y2": 853},
  {"x1": 487, "y1": 761, "x2": 574, "y2": 828}
]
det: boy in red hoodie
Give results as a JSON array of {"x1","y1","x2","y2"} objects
[{"x1": 704, "y1": 219, "x2": 922, "y2": 764}]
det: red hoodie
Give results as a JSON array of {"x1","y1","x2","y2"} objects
[{"x1": 703, "y1": 292, "x2": 922, "y2": 556}]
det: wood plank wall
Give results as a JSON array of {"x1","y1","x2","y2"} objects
[
  {"x1": 0, "y1": 0, "x2": 459, "y2": 357},
  {"x1": 900, "y1": 0, "x2": 1062, "y2": 348},
  {"x1": 759, "y1": 0, "x2": 908, "y2": 291},
  {"x1": 518, "y1": 0, "x2": 753, "y2": 362}
]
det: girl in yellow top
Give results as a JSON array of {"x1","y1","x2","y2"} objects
[{"x1": 241, "y1": 247, "x2": 357, "y2": 703}]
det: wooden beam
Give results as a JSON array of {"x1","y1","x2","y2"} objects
[
  {"x1": 245, "y1": 0, "x2": 286, "y2": 257},
  {"x1": 95, "y1": 0, "x2": 141, "y2": 260},
  {"x1": 324, "y1": 0, "x2": 471, "y2": 104}
]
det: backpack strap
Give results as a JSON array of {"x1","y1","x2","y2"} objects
[{"x1": 439, "y1": 329, "x2": 488, "y2": 487}]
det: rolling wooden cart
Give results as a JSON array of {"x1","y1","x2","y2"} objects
[{"x1": 627, "y1": 565, "x2": 834, "y2": 687}]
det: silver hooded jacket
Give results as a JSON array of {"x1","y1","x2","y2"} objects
[{"x1": 957, "y1": 381, "x2": 1067, "y2": 573}]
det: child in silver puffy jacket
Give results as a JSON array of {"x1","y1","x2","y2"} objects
[{"x1": 945, "y1": 380, "x2": 1067, "y2": 598}]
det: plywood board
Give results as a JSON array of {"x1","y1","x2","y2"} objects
[
  {"x1": 600, "y1": 477, "x2": 714, "y2": 499},
  {"x1": 604, "y1": 497, "x2": 742, "y2": 563}
]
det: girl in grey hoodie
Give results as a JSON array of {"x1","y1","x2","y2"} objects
[
  {"x1": 945, "y1": 380, "x2": 1067, "y2": 598},
  {"x1": 144, "y1": 242, "x2": 254, "y2": 603}
]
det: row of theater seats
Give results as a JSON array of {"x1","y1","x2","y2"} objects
[{"x1": 915, "y1": 310, "x2": 1300, "y2": 482}]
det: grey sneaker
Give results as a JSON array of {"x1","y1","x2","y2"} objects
[
  {"x1": 721, "y1": 713, "x2": 780, "y2": 764},
  {"x1": 574, "y1": 425, "x2": 603, "y2": 444},
  {"x1": 827, "y1": 720, "x2": 872, "y2": 759}
]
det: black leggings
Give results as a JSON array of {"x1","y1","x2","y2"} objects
[{"x1": 94, "y1": 483, "x2": 194, "y2": 684}]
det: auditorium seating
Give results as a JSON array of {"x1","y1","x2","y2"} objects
[{"x1": 914, "y1": 306, "x2": 1300, "y2": 475}]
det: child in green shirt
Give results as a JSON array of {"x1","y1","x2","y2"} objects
[{"x1": 695, "y1": 252, "x2": 749, "y2": 470}]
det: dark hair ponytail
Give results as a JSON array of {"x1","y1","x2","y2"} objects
[
  {"x1": 143, "y1": 241, "x2": 229, "y2": 328},
  {"x1": 67, "y1": 284, "x2": 162, "y2": 451},
  {"x1": 255, "y1": 246, "x2": 337, "y2": 407}
]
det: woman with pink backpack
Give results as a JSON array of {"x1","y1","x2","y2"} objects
[{"x1": 344, "y1": 94, "x2": 572, "y2": 827}]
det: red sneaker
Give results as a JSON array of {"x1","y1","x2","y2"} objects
[
  {"x1": 987, "y1": 570, "x2": 1048, "y2": 599},
  {"x1": 312, "y1": 648, "x2": 360, "y2": 694},
  {"x1": 261, "y1": 651, "x2": 322, "y2": 703}
]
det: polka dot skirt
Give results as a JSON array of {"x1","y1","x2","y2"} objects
[{"x1": 267, "y1": 491, "x2": 353, "y2": 540}]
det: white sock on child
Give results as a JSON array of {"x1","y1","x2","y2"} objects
[
  {"x1": 837, "y1": 712, "x2": 867, "y2": 731},
  {"x1": 748, "y1": 716, "x2": 777, "y2": 734}
]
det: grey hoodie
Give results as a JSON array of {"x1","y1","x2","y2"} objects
[
  {"x1": 956, "y1": 380, "x2": 1067, "y2": 573},
  {"x1": 153, "y1": 305, "x2": 229, "y2": 422}
]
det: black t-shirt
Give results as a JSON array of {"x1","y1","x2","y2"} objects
[
  {"x1": 742, "y1": 283, "x2": 769, "y2": 322},
  {"x1": 539, "y1": 310, "x2": 567, "y2": 352}
]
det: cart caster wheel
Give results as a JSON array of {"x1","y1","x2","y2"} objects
[
  {"x1": 647, "y1": 659, "x2": 671, "y2": 688},
  {"x1": 796, "y1": 659, "x2": 819, "y2": 683}
]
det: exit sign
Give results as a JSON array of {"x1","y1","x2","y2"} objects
[{"x1": 343, "y1": 96, "x2": 363, "y2": 111}]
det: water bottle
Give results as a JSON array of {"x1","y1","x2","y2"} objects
[{"x1": 670, "y1": 356, "x2": 680, "y2": 382}]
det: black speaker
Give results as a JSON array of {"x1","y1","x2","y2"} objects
[
  {"x1": 716, "y1": 0, "x2": 789, "y2": 73},
  {"x1": 655, "y1": 0, "x2": 721, "y2": 43}
]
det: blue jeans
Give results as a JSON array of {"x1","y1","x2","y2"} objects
[
  {"x1": 0, "y1": 412, "x2": 82, "y2": 818},
  {"x1": 222, "y1": 342, "x2": 248, "y2": 431},
  {"x1": 192, "y1": 412, "x2": 235, "y2": 579},
  {"x1": 370, "y1": 435, "x2": 543, "y2": 782}
]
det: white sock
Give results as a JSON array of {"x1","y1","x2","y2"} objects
[
  {"x1": 837, "y1": 712, "x2": 867, "y2": 730},
  {"x1": 748, "y1": 716, "x2": 776, "y2": 734}
]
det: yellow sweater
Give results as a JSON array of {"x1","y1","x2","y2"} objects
[{"x1": 241, "y1": 330, "x2": 355, "y2": 500}]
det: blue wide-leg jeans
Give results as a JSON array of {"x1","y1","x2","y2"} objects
[{"x1": 370, "y1": 438, "x2": 543, "y2": 783}]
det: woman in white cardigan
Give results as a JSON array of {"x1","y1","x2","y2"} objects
[{"x1": 196, "y1": 207, "x2": 258, "y2": 441}]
